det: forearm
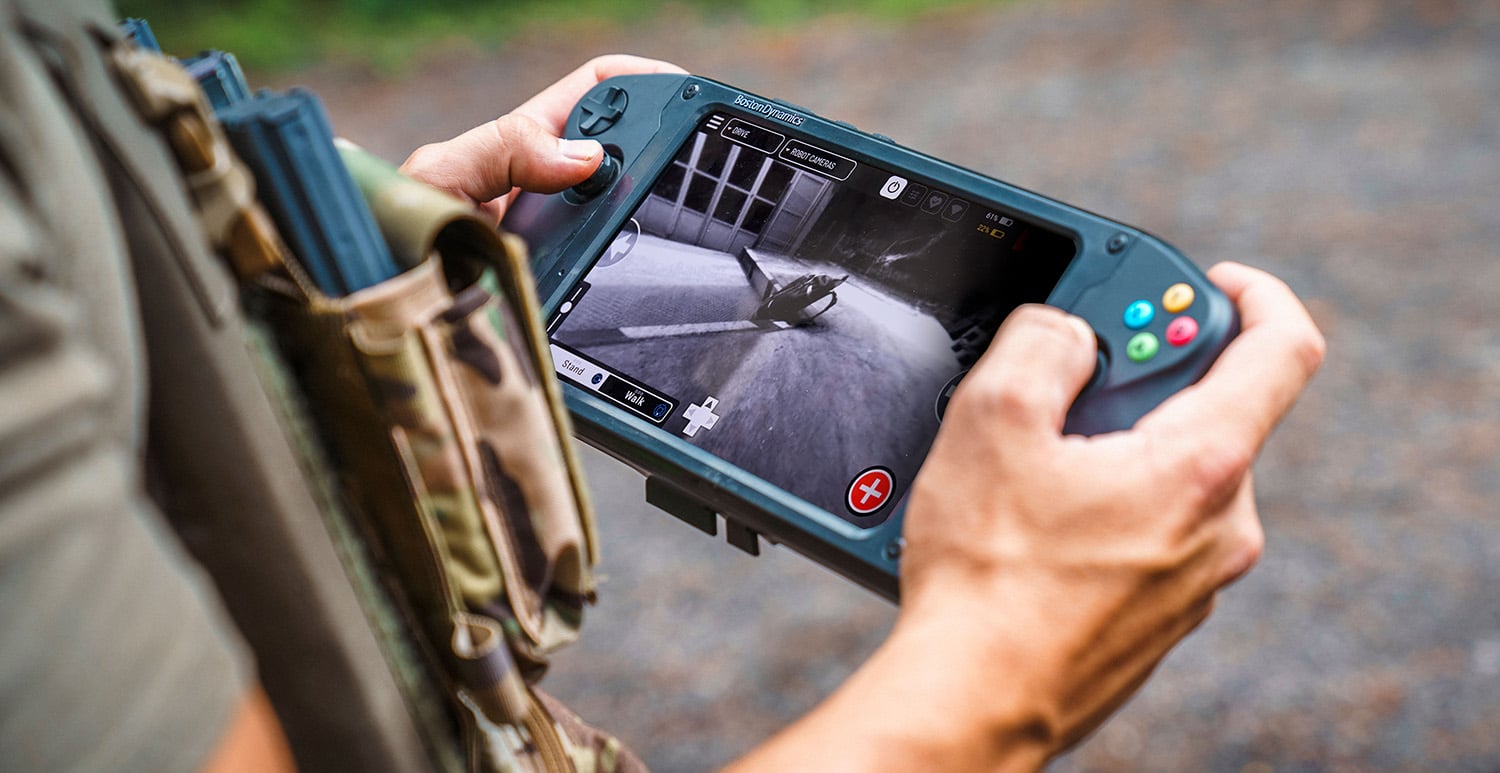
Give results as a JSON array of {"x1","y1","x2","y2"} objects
[
  {"x1": 735, "y1": 265, "x2": 1322, "y2": 769},
  {"x1": 202, "y1": 688, "x2": 296, "y2": 773},
  {"x1": 728, "y1": 604, "x2": 1056, "y2": 772}
]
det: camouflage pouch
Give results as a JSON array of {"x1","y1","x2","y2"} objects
[
  {"x1": 259, "y1": 149, "x2": 644, "y2": 770},
  {"x1": 108, "y1": 35, "x2": 640, "y2": 772}
]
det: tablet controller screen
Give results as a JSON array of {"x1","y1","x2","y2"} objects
[{"x1": 547, "y1": 109, "x2": 1076, "y2": 526}]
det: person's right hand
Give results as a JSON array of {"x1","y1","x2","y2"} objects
[
  {"x1": 731, "y1": 262, "x2": 1324, "y2": 771},
  {"x1": 899, "y1": 261, "x2": 1324, "y2": 757}
]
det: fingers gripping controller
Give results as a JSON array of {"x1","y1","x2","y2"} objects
[{"x1": 1064, "y1": 245, "x2": 1237, "y2": 436}]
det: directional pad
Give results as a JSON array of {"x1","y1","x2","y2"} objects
[
  {"x1": 578, "y1": 86, "x2": 628, "y2": 136},
  {"x1": 682, "y1": 396, "x2": 721, "y2": 437}
]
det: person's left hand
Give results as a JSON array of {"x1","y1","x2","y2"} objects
[{"x1": 401, "y1": 55, "x2": 686, "y2": 223}]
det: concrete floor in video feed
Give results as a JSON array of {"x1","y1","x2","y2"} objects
[{"x1": 552, "y1": 128, "x2": 971, "y2": 521}]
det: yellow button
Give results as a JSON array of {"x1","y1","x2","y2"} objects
[{"x1": 1163, "y1": 283, "x2": 1195, "y2": 313}]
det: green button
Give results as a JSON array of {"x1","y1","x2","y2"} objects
[{"x1": 1126, "y1": 332, "x2": 1160, "y2": 362}]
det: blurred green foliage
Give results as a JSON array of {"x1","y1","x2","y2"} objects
[{"x1": 115, "y1": 0, "x2": 987, "y2": 72}]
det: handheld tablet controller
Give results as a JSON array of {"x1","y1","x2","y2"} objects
[{"x1": 504, "y1": 74, "x2": 1238, "y2": 600}]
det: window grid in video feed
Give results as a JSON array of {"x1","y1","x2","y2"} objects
[{"x1": 549, "y1": 109, "x2": 1076, "y2": 526}]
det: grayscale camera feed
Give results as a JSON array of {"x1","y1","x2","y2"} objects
[{"x1": 550, "y1": 111, "x2": 1074, "y2": 524}]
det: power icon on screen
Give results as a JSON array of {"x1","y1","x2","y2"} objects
[{"x1": 880, "y1": 175, "x2": 908, "y2": 199}]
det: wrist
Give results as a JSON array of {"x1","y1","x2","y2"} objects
[
  {"x1": 730, "y1": 603, "x2": 1057, "y2": 773},
  {"x1": 874, "y1": 601, "x2": 1062, "y2": 769}
]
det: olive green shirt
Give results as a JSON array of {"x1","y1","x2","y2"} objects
[{"x1": 0, "y1": 0, "x2": 250, "y2": 768}]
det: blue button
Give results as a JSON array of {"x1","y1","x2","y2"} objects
[{"x1": 1123, "y1": 300, "x2": 1155, "y2": 329}]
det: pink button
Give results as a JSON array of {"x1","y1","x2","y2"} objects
[{"x1": 1166, "y1": 316, "x2": 1198, "y2": 347}]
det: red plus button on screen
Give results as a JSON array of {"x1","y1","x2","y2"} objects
[
  {"x1": 1166, "y1": 316, "x2": 1199, "y2": 346},
  {"x1": 847, "y1": 467, "x2": 896, "y2": 515}
]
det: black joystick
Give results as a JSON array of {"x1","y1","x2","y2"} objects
[
  {"x1": 571, "y1": 152, "x2": 620, "y2": 200},
  {"x1": 1086, "y1": 335, "x2": 1110, "y2": 393}
]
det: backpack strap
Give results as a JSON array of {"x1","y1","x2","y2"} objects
[{"x1": 110, "y1": 45, "x2": 295, "y2": 292}]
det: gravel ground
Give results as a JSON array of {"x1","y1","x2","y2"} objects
[{"x1": 285, "y1": 0, "x2": 1500, "y2": 768}]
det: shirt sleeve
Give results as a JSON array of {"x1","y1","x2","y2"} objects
[{"x1": 0, "y1": 21, "x2": 252, "y2": 771}]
